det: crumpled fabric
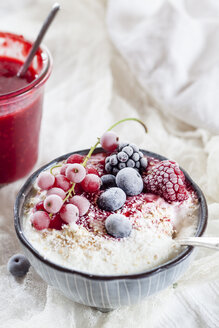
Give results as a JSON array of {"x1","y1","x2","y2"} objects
[
  {"x1": 0, "y1": 0, "x2": 219, "y2": 327},
  {"x1": 107, "y1": 0, "x2": 219, "y2": 134}
]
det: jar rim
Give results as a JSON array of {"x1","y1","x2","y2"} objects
[{"x1": 0, "y1": 32, "x2": 52, "y2": 101}]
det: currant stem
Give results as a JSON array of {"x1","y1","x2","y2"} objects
[
  {"x1": 107, "y1": 118, "x2": 148, "y2": 133},
  {"x1": 50, "y1": 164, "x2": 62, "y2": 175}
]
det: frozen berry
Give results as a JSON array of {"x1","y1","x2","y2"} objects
[
  {"x1": 109, "y1": 154, "x2": 118, "y2": 166},
  {"x1": 49, "y1": 213, "x2": 64, "y2": 230},
  {"x1": 31, "y1": 211, "x2": 50, "y2": 230},
  {"x1": 126, "y1": 159, "x2": 135, "y2": 168},
  {"x1": 7, "y1": 254, "x2": 30, "y2": 277},
  {"x1": 123, "y1": 146, "x2": 133, "y2": 157},
  {"x1": 100, "y1": 131, "x2": 119, "y2": 152},
  {"x1": 54, "y1": 175, "x2": 71, "y2": 192},
  {"x1": 129, "y1": 143, "x2": 139, "y2": 153},
  {"x1": 118, "y1": 141, "x2": 129, "y2": 151},
  {"x1": 104, "y1": 143, "x2": 147, "y2": 174},
  {"x1": 144, "y1": 160, "x2": 188, "y2": 202},
  {"x1": 66, "y1": 164, "x2": 86, "y2": 183},
  {"x1": 47, "y1": 187, "x2": 66, "y2": 200},
  {"x1": 43, "y1": 195, "x2": 63, "y2": 214},
  {"x1": 105, "y1": 214, "x2": 132, "y2": 238},
  {"x1": 69, "y1": 195, "x2": 90, "y2": 216},
  {"x1": 118, "y1": 162, "x2": 126, "y2": 170},
  {"x1": 101, "y1": 174, "x2": 116, "y2": 189},
  {"x1": 140, "y1": 157, "x2": 148, "y2": 169},
  {"x1": 86, "y1": 166, "x2": 99, "y2": 176},
  {"x1": 116, "y1": 167, "x2": 143, "y2": 196},
  {"x1": 135, "y1": 161, "x2": 140, "y2": 169},
  {"x1": 81, "y1": 174, "x2": 101, "y2": 193},
  {"x1": 37, "y1": 172, "x2": 55, "y2": 190},
  {"x1": 117, "y1": 151, "x2": 129, "y2": 162},
  {"x1": 105, "y1": 162, "x2": 112, "y2": 173},
  {"x1": 60, "y1": 204, "x2": 79, "y2": 224},
  {"x1": 112, "y1": 167, "x2": 119, "y2": 175},
  {"x1": 60, "y1": 164, "x2": 69, "y2": 175},
  {"x1": 67, "y1": 154, "x2": 84, "y2": 164},
  {"x1": 97, "y1": 187, "x2": 126, "y2": 211},
  {"x1": 132, "y1": 152, "x2": 140, "y2": 161}
]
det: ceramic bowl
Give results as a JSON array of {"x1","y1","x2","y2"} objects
[{"x1": 14, "y1": 148, "x2": 208, "y2": 312}]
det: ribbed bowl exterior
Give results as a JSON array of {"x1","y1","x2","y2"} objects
[{"x1": 14, "y1": 148, "x2": 207, "y2": 311}]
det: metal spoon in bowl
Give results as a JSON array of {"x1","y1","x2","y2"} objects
[
  {"x1": 176, "y1": 237, "x2": 219, "y2": 250},
  {"x1": 17, "y1": 2, "x2": 60, "y2": 78}
]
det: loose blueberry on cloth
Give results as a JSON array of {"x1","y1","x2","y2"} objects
[{"x1": 7, "y1": 254, "x2": 30, "y2": 277}]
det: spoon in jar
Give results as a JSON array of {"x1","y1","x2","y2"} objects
[
  {"x1": 17, "y1": 2, "x2": 60, "y2": 78},
  {"x1": 176, "y1": 237, "x2": 219, "y2": 250}
]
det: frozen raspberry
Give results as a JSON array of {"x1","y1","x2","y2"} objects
[
  {"x1": 67, "y1": 154, "x2": 84, "y2": 164},
  {"x1": 54, "y1": 175, "x2": 71, "y2": 192},
  {"x1": 66, "y1": 164, "x2": 86, "y2": 183},
  {"x1": 43, "y1": 195, "x2": 63, "y2": 214},
  {"x1": 31, "y1": 211, "x2": 50, "y2": 230},
  {"x1": 81, "y1": 174, "x2": 101, "y2": 193},
  {"x1": 49, "y1": 213, "x2": 64, "y2": 230},
  {"x1": 60, "y1": 204, "x2": 79, "y2": 224},
  {"x1": 144, "y1": 160, "x2": 188, "y2": 202},
  {"x1": 69, "y1": 195, "x2": 90, "y2": 216},
  {"x1": 47, "y1": 187, "x2": 66, "y2": 200},
  {"x1": 37, "y1": 172, "x2": 55, "y2": 190},
  {"x1": 100, "y1": 131, "x2": 119, "y2": 152}
]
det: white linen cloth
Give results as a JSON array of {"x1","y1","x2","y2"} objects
[
  {"x1": 107, "y1": 0, "x2": 219, "y2": 134},
  {"x1": 0, "y1": 0, "x2": 219, "y2": 327}
]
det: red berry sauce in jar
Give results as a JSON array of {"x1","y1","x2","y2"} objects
[{"x1": 0, "y1": 32, "x2": 52, "y2": 184}]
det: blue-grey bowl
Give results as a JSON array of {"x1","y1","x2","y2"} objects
[{"x1": 14, "y1": 148, "x2": 208, "y2": 312}]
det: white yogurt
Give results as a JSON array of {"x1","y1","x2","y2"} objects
[{"x1": 23, "y1": 186, "x2": 199, "y2": 275}]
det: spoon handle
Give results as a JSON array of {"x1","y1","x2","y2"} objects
[
  {"x1": 17, "y1": 3, "x2": 60, "y2": 78},
  {"x1": 177, "y1": 237, "x2": 219, "y2": 250}
]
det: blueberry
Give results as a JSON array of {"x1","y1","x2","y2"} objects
[
  {"x1": 126, "y1": 159, "x2": 135, "y2": 168},
  {"x1": 109, "y1": 154, "x2": 118, "y2": 166},
  {"x1": 105, "y1": 214, "x2": 132, "y2": 238},
  {"x1": 105, "y1": 162, "x2": 112, "y2": 173},
  {"x1": 117, "y1": 151, "x2": 129, "y2": 162},
  {"x1": 97, "y1": 187, "x2": 126, "y2": 211},
  {"x1": 118, "y1": 141, "x2": 129, "y2": 151},
  {"x1": 7, "y1": 254, "x2": 30, "y2": 277},
  {"x1": 140, "y1": 157, "x2": 148, "y2": 169},
  {"x1": 122, "y1": 146, "x2": 133, "y2": 157},
  {"x1": 132, "y1": 152, "x2": 140, "y2": 162},
  {"x1": 116, "y1": 167, "x2": 143, "y2": 196},
  {"x1": 105, "y1": 156, "x2": 110, "y2": 163},
  {"x1": 129, "y1": 143, "x2": 139, "y2": 153},
  {"x1": 101, "y1": 174, "x2": 117, "y2": 189},
  {"x1": 139, "y1": 151, "x2": 143, "y2": 158}
]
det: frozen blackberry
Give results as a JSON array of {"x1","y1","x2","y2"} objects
[{"x1": 104, "y1": 142, "x2": 148, "y2": 175}]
